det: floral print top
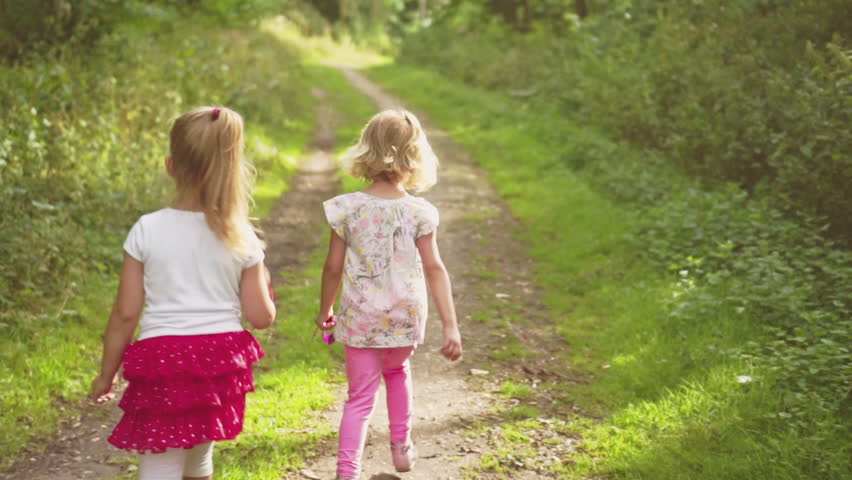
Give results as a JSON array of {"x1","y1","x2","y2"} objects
[{"x1": 323, "y1": 191, "x2": 440, "y2": 348}]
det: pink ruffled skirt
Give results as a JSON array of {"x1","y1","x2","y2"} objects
[{"x1": 108, "y1": 330, "x2": 264, "y2": 453}]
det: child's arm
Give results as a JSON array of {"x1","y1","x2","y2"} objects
[
  {"x1": 416, "y1": 231, "x2": 463, "y2": 361},
  {"x1": 240, "y1": 262, "x2": 276, "y2": 329},
  {"x1": 91, "y1": 253, "x2": 144, "y2": 402},
  {"x1": 316, "y1": 229, "x2": 346, "y2": 330}
]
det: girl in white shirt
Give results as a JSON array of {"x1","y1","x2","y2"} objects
[
  {"x1": 90, "y1": 106, "x2": 276, "y2": 480},
  {"x1": 318, "y1": 110, "x2": 463, "y2": 480}
]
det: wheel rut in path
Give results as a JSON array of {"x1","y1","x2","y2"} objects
[
  {"x1": 0, "y1": 89, "x2": 340, "y2": 480},
  {"x1": 293, "y1": 69, "x2": 569, "y2": 480},
  {"x1": 262, "y1": 87, "x2": 339, "y2": 282}
]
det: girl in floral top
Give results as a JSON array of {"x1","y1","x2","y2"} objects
[{"x1": 317, "y1": 109, "x2": 463, "y2": 480}]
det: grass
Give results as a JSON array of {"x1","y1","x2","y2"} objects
[
  {"x1": 213, "y1": 247, "x2": 344, "y2": 478},
  {"x1": 263, "y1": 17, "x2": 390, "y2": 68},
  {"x1": 0, "y1": 17, "x2": 379, "y2": 474},
  {"x1": 363, "y1": 64, "x2": 848, "y2": 479},
  {"x1": 0, "y1": 276, "x2": 116, "y2": 466},
  {"x1": 249, "y1": 127, "x2": 302, "y2": 219},
  {"x1": 499, "y1": 381, "x2": 534, "y2": 401}
]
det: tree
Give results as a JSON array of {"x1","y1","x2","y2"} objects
[{"x1": 575, "y1": 0, "x2": 588, "y2": 18}]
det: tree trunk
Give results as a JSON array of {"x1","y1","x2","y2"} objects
[
  {"x1": 339, "y1": 0, "x2": 353, "y2": 22},
  {"x1": 490, "y1": 0, "x2": 518, "y2": 25},
  {"x1": 370, "y1": 0, "x2": 383, "y2": 30},
  {"x1": 419, "y1": 0, "x2": 428, "y2": 23},
  {"x1": 576, "y1": 0, "x2": 589, "y2": 19}
]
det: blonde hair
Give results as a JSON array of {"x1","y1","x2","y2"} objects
[
  {"x1": 169, "y1": 106, "x2": 258, "y2": 255},
  {"x1": 344, "y1": 110, "x2": 438, "y2": 192}
]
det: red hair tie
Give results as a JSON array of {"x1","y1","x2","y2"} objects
[{"x1": 211, "y1": 107, "x2": 221, "y2": 120}]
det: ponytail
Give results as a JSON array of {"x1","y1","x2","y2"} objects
[{"x1": 169, "y1": 106, "x2": 258, "y2": 255}]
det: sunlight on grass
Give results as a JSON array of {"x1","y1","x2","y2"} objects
[
  {"x1": 249, "y1": 128, "x2": 301, "y2": 218},
  {"x1": 570, "y1": 364, "x2": 783, "y2": 479},
  {"x1": 215, "y1": 249, "x2": 344, "y2": 479},
  {"x1": 361, "y1": 63, "x2": 847, "y2": 480},
  {"x1": 0, "y1": 17, "x2": 381, "y2": 474},
  {"x1": 261, "y1": 17, "x2": 390, "y2": 68},
  {"x1": 499, "y1": 381, "x2": 534, "y2": 401},
  {"x1": 0, "y1": 276, "x2": 115, "y2": 467}
]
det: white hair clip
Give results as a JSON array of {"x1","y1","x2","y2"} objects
[{"x1": 383, "y1": 145, "x2": 398, "y2": 164}]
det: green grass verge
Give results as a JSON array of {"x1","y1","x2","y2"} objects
[
  {"x1": 363, "y1": 64, "x2": 849, "y2": 479},
  {"x1": 0, "y1": 276, "x2": 116, "y2": 466},
  {"x1": 0, "y1": 18, "x2": 378, "y2": 471},
  {"x1": 213, "y1": 246, "x2": 344, "y2": 478},
  {"x1": 0, "y1": 29, "x2": 312, "y2": 469}
]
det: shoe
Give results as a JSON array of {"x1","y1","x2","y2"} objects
[
  {"x1": 391, "y1": 441, "x2": 418, "y2": 472},
  {"x1": 335, "y1": 476, "x2": 358, "y2": 480}
]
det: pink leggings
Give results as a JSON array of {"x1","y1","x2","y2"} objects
[{"x1": 337, "y1": 345, "x2": 415, "y2": 478}]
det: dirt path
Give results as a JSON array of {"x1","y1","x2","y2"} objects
[
  {"x1": 293, "y1": 69, "x2": 571, "y2": 480},
  {"x1": 0, "y1": 393, "x2": 127, "y2": 480},
  {"x1": 262, "y1": 87, "x2": 339, "y2": 282}
]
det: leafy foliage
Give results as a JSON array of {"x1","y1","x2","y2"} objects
[
  {"x1": 398, "y1": 0, "x2": 852, "y2": 242},
  {"x1": 364, "y1": 62, "x2": 851, "y2": 479},
  {"x1": 0, "y1": 0, "x2": 296, "y2": 60},
  {"x1": 0, "y1": 7, "x2": 317, "y2": 314},
  {"x1": 0, "y1": 0, "x2": 128, "y2": 60},
  {"x1": 0, "y1": 6, "x2": 322, "y2": 464}
]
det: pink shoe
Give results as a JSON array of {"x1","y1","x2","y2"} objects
[
  {"x1": 391, "y1": 441, "x2": 418, "y2": 472},
  {"x1": 335, "y1": 476, "x2": 358, "y2": 480}
]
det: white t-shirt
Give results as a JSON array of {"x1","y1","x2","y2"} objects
[{"x1": 124, "y1": 208, "x2": 264, "y2": 340}]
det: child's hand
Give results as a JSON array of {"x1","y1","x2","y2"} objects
[
  {"x1": 90, "y1": 374, "x2": 116, "y2": 404},
  {"x1": 315, "y1": 313, "x2": 336, "y2": 331},
  {"x1": 440, "y1": 328, "x2": 463, "y2": 361}
]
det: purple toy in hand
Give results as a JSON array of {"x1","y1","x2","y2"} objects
[{"x1": 322, "y1": 316, "x2": 336, "y2": 345}]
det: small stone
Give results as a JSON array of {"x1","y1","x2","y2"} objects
[
  {"x1": 300, "y1": 468, "x2": 321, "y2": 480},
  {"x1": 469, "y1": 369, "x2": 489, "y2": 376}
]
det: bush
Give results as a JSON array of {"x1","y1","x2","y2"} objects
[
  {"x1": 0, "y1": 0, "x2": 138, "y2": 60},
  {"x1": 0, "y1": 7, "x2": 319, "y2": 465},
  {"x1": 0, "y1": 8, "x2": 313, "y2": 321},
  {"x1": 398, "y1": 0, "x2": 852, "y2": 241},
  {"x1": 362, "y1": 62, "x2": 851, "y2": 478},
  {"x1": 634, "y1": 183, "x2": 851, "y2": 432}
]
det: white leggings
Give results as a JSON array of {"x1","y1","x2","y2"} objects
[{"x1": 138, "y1": 442, "x2": 214, "y2": 479}]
